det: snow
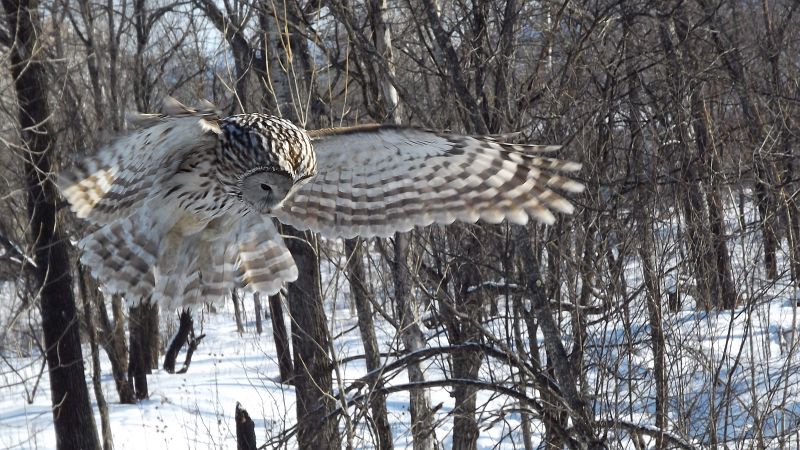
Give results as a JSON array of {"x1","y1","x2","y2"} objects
[
  {"x1": 0, "y1": 294, "x2": 538, "y2": 449},
  {"x1": 3, "y1": 196, "x2": 800, "y2": 448}
]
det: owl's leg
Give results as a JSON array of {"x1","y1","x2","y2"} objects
[
  {"x1": 153, "y1": 217, "x2": 238, "y2": 309},
  {"x1": 152, "y1": 238, "x2": 201, "y2": 309},
  {"x1": 198, "y1": 221, "x2": 238, "y2": 301}
]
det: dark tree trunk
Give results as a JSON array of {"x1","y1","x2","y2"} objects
[
  {"x1": 253, "y1": 293, "x2": 263, "y2": 334},
  {"x1": 658, "y1": 10, "x2": 738, "y2": 311},
  {"x1": 128, "y1": 304, "x2": 151, "y2": 399},
  {"x1": 268, "y1": 293, "x2": 294, "y2": 382},
  {"x1": 2, "y1": 0, "x2": 101, "y2": 447},
  {"x1": 345, "y1": 238, "x2": 393, "y2": 449},
  {"x1": 232, "y1": 288, "x2": 244, "y2": 334},
  {"x1": 283, "y1": 226, "x2": 339, "y2": 449},
  {"x1": 176, "y1": 328, "x2": 205, "y2": 374},
  {"x1": 163, "y1": 309, "x2": 193, "y2": 374},
  {"x1": 698, "y1": 0, "x2": 778, "y2": 280},
  {"x1": 441, "y1": 229, "x2": 484, "y2": 450},
  {"x1": 146, "y1": 302, "x2": 159, "y2": 367},
  {"x1": 94, "y1": 293, "x2": 135, "y2": 404},
  {"x1": 129, "y1": 303, "x2": 159, "y2": 374},
  {"x1": 513, "y1": 225, "x2": 599, "y2": 447},
  {"x1": 393, "y1": 232, "x2": 437, "y2": 450},
  {"x1": 417, "y1": 0, "x2": 487, "y2": 134},
  {"x1": 132, "y1": 0, "x2": 151, "y2": 111},
  {"x1": 622, "y1": 13, "x2": 668, "y2": 442},
  {"x1": 235, "y1": 402, "x2": 257, "y2": 450},
  {"x1": 79, "y1": 266, "x2": 113, "y2": 450}
]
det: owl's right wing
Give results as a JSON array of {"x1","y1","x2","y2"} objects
[
  {"x1": 273, "y1": 125, "x2": 584, "y2": 239},
  {"x1": 57, "y1": 102, "x2": 221, "y2": 225}
]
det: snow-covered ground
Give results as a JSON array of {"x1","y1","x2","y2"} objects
[
  {"x1": 5, "y1": 286, "x2": 800, "y2": 449},
  {"x1": 0, "y1": 293, "x2": 537, "y2": 449},
  {"x1": 4, "y1": 199, "x2": 800, "y2": 448}
]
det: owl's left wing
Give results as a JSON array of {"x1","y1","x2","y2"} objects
[
  {"x1": 58, "y1": 101, "x2": 221, "y2": 225},
  {"x1": 272, "y1": 125, "x2": 584, "y2": 239}
]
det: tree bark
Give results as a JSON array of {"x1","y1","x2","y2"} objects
[
  {"x1": 94, "y1": 293, "x2": 135, "y2": 404},
  {"x1": 658, "y1": 7, "x2": 738, "y2": 311},
  {"x1": 253, "y1": 293, "x2": 263, "y2": 334},
  {"x1": 128, "y1": 304, "x2": 151, "y2": 399},
  {"x1": 417, "y1": 0, "x2": 487, "y2": 134},
  {"x1": 513, "y1": 225, "x2": 599, "y2": 447},
  {"x1": 393, "y1": 232, "x2": 437, "y2": 450},
  {"x1": 698, "y1": 0, "x2": 778, "y2": 280},
  {"x1": 345, "y1": 238, "x2": 393, "y2": 449},
  {"x1": 268, "y1": 293, "x2": 294, "y2": 383},
  {"x1": 235, "y1": 402, "x2": 257, "y2": 450},
  {"x1": 283, "y1": 226, "x2": 339, "y2": 449},
  {"x1": 622, "y1": 11, "x2": 668, "y2": 443},
  {"x1": 437, "y1": 229, "x2": 484, "y2": 450},
  {"x1": 79, "y1": 266, "x2": 113, "y2": 450},
  {"x1": 163, "y1": 309, "x2": 193, "y2": 373},
  {"x1": 2, "y1": 0, "x2": 101, "y2": 447},
  {"x1": 176, "y1": 328, "x2": 205, "y2": 374},
  {"x1": 232, "y1": 288, "x2": 244, "y2": 333}
]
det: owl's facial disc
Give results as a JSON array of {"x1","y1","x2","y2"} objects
[{"x1": 240, "y1": 170, "x2": 293, "y2": 214}]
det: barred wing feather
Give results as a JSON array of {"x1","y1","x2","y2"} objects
[
  {"x1": 273, "y1": 126, "x2": 584, "y2": 239},
  {"x1": 57, "y1": 116, "x2": 220, "y2": 225}
]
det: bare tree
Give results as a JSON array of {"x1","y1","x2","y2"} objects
[{"x1": 2, "y1": 0, "x2": 100, "y2": 447}]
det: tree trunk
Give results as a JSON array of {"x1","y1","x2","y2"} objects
[
  {"x1": 232, "y1": 288, "x2": 244, "y2": 333},
  {"x1": 2, "y1": 0, "x2": 101, "y2": 447},
  {"x1": 128, "y1": 303, "x2": 159, "y2": 374},
  {"x1": 417, "y1": 0, "x2": 487, "y2": 134},
  {"x1": 94, "y1": 293, "x2": 135, "y2": 404},
  {"x1": 393, "y1": 232, "x2": 437, "y2": 450},
  {"x1": 163, "y1": 309, "x2": 193, "y2": 374},
  {"x1": 235, "y1": 402, "x2": 257, "y2": 450},
  {"x1": 513, "y1": 225, "x2": 599, "y2": 447},
  {"x1": 176, "y1": 328, "x2": 205, "y2": 374},
  {"x1": 699, "y1": 0, "x2": 778, "y2": 280},
  {"x1": 440, "y1": 230, "x2": 484, "y2": 450},
  {"x1": 129, "y1": 304, "x2": 151, "y2": 399},
  {"x1": 658, "y1": 11, "x2": 737, "y2": 311},
  {"x1": 345, "y1": 238, "x2": 393, "y2": 449},
  {"x1": 268, "y1": 293, "x2": 294, "y2": 383},
  {"x1": 79, "y1": 266, "x2": 113, "y2": 450},
  {"x1": 283, "y1": 226, "x2": 340, "y2": 449},
  {"x1": 252, "y1": 293, "x2": 262, "y2": 334}
]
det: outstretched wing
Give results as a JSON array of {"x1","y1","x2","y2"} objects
[
  {"x1": 57, "y1": 101, "x2": 221, "y2": 225},
  {"x1": 272, "y1": 125, "x2": 584, "y2": 238}
]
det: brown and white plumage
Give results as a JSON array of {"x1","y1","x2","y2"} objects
[
  {"x1": 58, "y1": 99, "x2": 583, "y2": 307},
  {"x1": 273, "y1": 125, "x2": 583, "y2": 238}
]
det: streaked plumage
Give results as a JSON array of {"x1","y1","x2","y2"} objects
[{"x1": 58, "y1": 98, "x2": 583, "y2": 307}]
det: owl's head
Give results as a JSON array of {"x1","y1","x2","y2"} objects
[{"x1": 238, "y1": 168, "x2": 296, "y2": 213}]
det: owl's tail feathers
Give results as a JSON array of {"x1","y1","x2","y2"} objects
[
  {"x1": 235, "y1": 217, "x2": 298, "y2": 297},
  {"x1": 79, "y1": 221, "x2": 158, "y2": 303},
  {"x1": 200, "y1": 238, "x2": 238, "y2": 300}
]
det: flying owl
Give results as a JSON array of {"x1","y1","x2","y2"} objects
[{"x1": 58, "y1": 98, "x2": 584, "y2": 308}]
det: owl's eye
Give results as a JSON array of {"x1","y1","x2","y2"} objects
[{"x1": 240, "y1": 170, "x2": 293, "y2": 213}]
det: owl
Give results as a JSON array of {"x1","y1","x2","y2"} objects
[{"x1": 58, "y1": 98, "x2": 583, "y2": 308}]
